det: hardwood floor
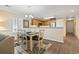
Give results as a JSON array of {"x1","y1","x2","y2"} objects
[{"x1": 44, "y1": 33, "x2": 79, "y2": 54}]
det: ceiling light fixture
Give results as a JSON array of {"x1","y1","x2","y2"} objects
[
  {"x1": 25, "y1": 6, "x2": 34, "y2": 18},
  {"x1": 25, "y1": 14, "x2": 34, "y2": 18}
]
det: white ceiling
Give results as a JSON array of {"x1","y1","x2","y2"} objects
[{"x1": 0, "y1": 5, "x2": 79, "y2": 18}]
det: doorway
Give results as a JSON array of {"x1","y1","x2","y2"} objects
[{"x1": 66, "y1": 19, "x2": 75, "y2": 34}]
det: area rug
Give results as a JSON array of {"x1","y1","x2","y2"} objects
[{"x1": 15, "y1": 43, "x2": 52, "y2": 54}]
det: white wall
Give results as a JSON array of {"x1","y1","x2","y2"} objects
[
  {"x1": 75, "y1": 16, "x2": 79, "y2": 39},
  {"x1": 0, "y1": 10, "x2": 24, "y2": 36},
  {"x1": 0, "y1": 10, "x2": 12, "y2": 29},
  {"x1": 0, "y1": 10, "x2": 14, "y2": 35}
]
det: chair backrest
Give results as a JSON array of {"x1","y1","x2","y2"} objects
[{"x1": 39, "y1": 30, "x2": 44, "y2": 38}]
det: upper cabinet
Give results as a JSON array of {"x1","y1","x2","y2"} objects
[{"x1": 56, "y1": 19, "x2": 64, "y2": 27}]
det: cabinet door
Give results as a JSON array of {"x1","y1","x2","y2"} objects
[{"x1": 56, "y1": 19, "x2": 64, "y2": 27}]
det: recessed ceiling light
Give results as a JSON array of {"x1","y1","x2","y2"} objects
[{"x1": 71, "y1": 9, "x2": 74, "y2": 12}]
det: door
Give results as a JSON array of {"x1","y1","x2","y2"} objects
[{"x1": 66, "y1": 20, "x2": 74, "y2": 34}]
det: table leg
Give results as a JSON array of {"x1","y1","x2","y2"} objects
[
  {"x1": 30, "y1": 36, "x2": 33, "y2": 51},
  {"x1": 26, "y1": 36, "x2": 27, "y2": 50},
  {"x1": 38, "y1": 39, "x2": 40, "y2": 51}
]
